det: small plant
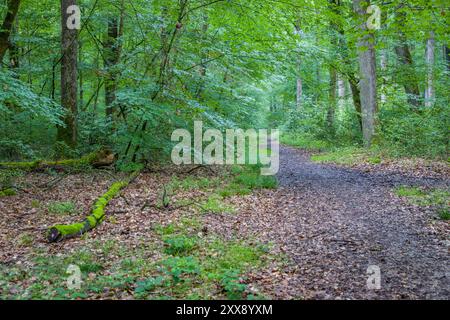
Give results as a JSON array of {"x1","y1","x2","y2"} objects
[
  {"x1": 218, "y1": 183, "x2": 252, "y2": 197},
  {"x1": 220, "y1": 270, "x2": 247, "y2": 300},
  {"x1": 201, "y1": 195, "x2": 235, "y2": 214},
  {"x1": 169, "y1": 176, "x2": 220, "y2": 192},
  {"x1": 47, "y1": 201, "x2": 78, "y2": 215},
  {"x1": 31, "y1": 199, "x2": 40, "y2": 208},
  {"x1": 134, "y1": 276, "x2": 166, "y2": 297},
  {"x1": 233, "y1": 171, "x2": 277, "y2": 190},
  {"x1": 437, "y1": 208, "x2": 450, "y2": 221},
  {"x1": 162, "y1": 256, "x2": 201, "y2": 283},
  {"x1": 394, "y1": 186, "x2": 425, "y2": 197},
  {"x1": 163, "y1": 235, "x2": 197, "y2": 256},
  {"x1": 18, "y1": 233, "x2": 33, "y2": 246},
  {"x1": 0, "y1": 188, "x2": 16, "y2": 197}
]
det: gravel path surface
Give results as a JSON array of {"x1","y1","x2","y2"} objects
[{"x1": 268, "y1": 145, "x2": 449, "y2": 299}]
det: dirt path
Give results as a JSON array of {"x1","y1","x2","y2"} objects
[
  {"x1": 270, "y1": 145, "x2": 449, "y2": 299},
  {"x1": 204, "y1": 145, "x2": 449, "y2": 299}
]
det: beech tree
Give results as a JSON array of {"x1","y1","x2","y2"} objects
[
  {"x1": 57, "y1": 0, "x2": 78, "y2": 147},
  {"x1": 353, "y1": 0, "x2": 377, "y2": 147}
]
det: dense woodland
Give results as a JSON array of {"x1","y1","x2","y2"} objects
[
  {"x1": 0, "y1": 0, "x2": 449, "y2": 301},
  {"x1": 0, "y1": 0, "x2": 448, "y2": 162}
]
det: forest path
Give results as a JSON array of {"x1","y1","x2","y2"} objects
[{"x1": 270, "y1": 145, "x2": 449, "y2": 299}]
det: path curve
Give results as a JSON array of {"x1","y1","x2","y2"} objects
[{"x1": 272, "y1": 145, "x2": 449, "y2": 299}]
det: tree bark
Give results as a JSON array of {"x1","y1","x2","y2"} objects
[
  {"x1": 294, "y1": 19, "x2": 303, "y2": 110},
  {"x1": 337, "y1": 75, "x2": 345, "y2": 109},
  {"x1": 380, "y1": 49, "x2": 387, "y2": 104},
  {"x1": 57, "y1": 0, "x2": 78, "y2": 148},
  {"x1": 0, "y1": 0, "x2": 20, "y2": 63},
  {"x1": 353, "y1": 0, "x2": 377, "y2": 147},
  {"x1": 394, "y1": 6, "x2": 421, "y2": 107},
  {"x1": 104, "y1": 11, "x2": 123, "y2": 118},
  {"x1": 8, "y1": 18, "x2": 19, "y2": 70},
  {"x1": 327, "y1": 67, "x2": 337, "y2": 133},
  {"x1": 424, "y1": 31, "x2": 435, "y2": 107},
  {"x1": 444, "y1": 46, "x2": 450, "y2": 72}
]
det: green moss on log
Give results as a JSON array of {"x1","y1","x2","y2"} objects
[
  {"x1": 0, "y1": 150, "x2": 113, "y2": 171},
  {"x1": 47, "y1": 171, "x2": 139, "y2": 242}
]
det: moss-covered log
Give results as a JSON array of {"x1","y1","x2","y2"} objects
[
  {"x1": 47, "y1": 170, "x2": 139, "y2": 242},
  {"x1": 0, "y1": 150, "x2": 115, "y2": 171}
]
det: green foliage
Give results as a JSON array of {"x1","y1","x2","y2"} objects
[
  {"x1": 378, "y1": 105, "x2": 448, "y2": 158},
  {"x1": 438, "y1": 208, "x2": 450, "y2": 221},
  {"x1": 200, "y1": 195, "x2": 235, "y2": 214},
  {"x1": 47, "y1": 201, "x2": 78, "y2": 215},
  {"x1": 311, "y1": 147, "x2": 366, "y2": 165},
  {"x1": 281, "y1": 133, "x2": 331, "y2": 151},
  {"x1": 134, "y1": 276, "x2": 167, "y2": 296},
  {"x1": 169, "y1": 175, "x2": 220, "y2": 192},
  {"x1": 18, "y1": 233, "x2": 33, "y2": 246},
  {"x1": 0, "y1": 188, "x2": 17, "y2": 197},
  {"x1": 394, "y1": 186, "x2": 425, "y2": 197},
  {"x1": 162, "y1": 256, "x2": 202, "y2": 283},
  {"x1": 218, "y1": 183, "x2": 252, "y2": 197},
  {"x1": 163, "y1": 235, "x2": 198, "y2": 256},
  {"x1": 394, "y1": 186, "x2": 449, "y2": 220},
  {"x1": 232, "y1": 166, "x2": 277, "y2": 190}
]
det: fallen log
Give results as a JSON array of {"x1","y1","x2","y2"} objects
[
  {"x1": 47, "y1": 170, "x2": 140, "y2": 242},
  {"x1": 0, "y1": 149, "x2": 115, "y2": 171}
]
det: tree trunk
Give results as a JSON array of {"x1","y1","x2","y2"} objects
[
  {"x1": 337, "y1": 75, "x2": 345, "y2": 109},
  {"x1": 294, "y1": 19, "x2": 302, "y2": 110},
  {"x1": 327, "y1": 67, "x2": 337, "y2": 133},
  {"x1": 353, "y1": 0, "x2": 377, "y2": 147},
  {"x1": 0, "y1": 0, "x2": 20, "y2": 62},
  {"x1": 8, "y1": 18, "x2": 19, "y2": 70},
  {"x1": 348, "y1": 77, "x2": 362, "y2": 131},
  {"x1": 425, "y1": 31, "x2": 435, "y2": 107},
  {"x1": 104, "y1": 12, "x2": 123, "y2": 118},
  {"x1": 444, "y1": 46, "x2": 450, "y2": 72},
  {"x1": 196, "y1": 14, "x2": 209, "y2": 100},
  {"x1": 57, "y1": 0, "x2": 78, "y2": 148},
  {"x1": 394, "y1": 6, "x2": 421, "y2": 107},
  {"x1": 380, "y1": 49, "x2": 387, "y2": 104}
]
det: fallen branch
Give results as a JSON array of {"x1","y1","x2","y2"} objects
[
  {"x1": 46, "y1": 170, "x2": 140, "y2": 242},
  {"x1": 0, "y1": 150, "x2": 115, "y2": 171}
]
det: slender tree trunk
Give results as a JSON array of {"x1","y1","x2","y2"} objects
[
  {"x1": 394, "y1": 6, "x2": 421, "y2": 107},
  {"x1": 57, "y1": 0, "x2": 78, "y2": 147},
  {"x1": 294, "y1": 19, "x2": 302, "y2": 110},
  {"x1": 425, "y1": 31, "x2": 435, "y2": 107},
  {"x1": 444, "y1": 46, "x2": 450, "y2": 72},
  {"x1": 0, "y1": 0, "x2": 20, "y2": 62},
  {"x1": 327, "y1": 67, "x2": 337, "y2": 133},
  {"x1": 104, "y1": 16, "x2": 120, "y2": 117},
  {"x1": 353, "y1": 0, "x2": 377, "y2": 147},
  {"x1": 8, "y1": 18, "x2": 19, "y2": 70},
  {"x1": 196, "y1": 14, "x2": 209, "y2": 100},
  {"x1": 380, "y1": 49, "x2": 387, "y2": 104},
  {"x1": 337, "y1": 75, "x2": 345, "y2": 109},
  {"x1": 79, "y1": 39, "x2": 83, "y2": 107}
]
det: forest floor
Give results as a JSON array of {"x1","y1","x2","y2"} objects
[{"x1": 0, "y1": 145, "x2": 448, "y2": 299}]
